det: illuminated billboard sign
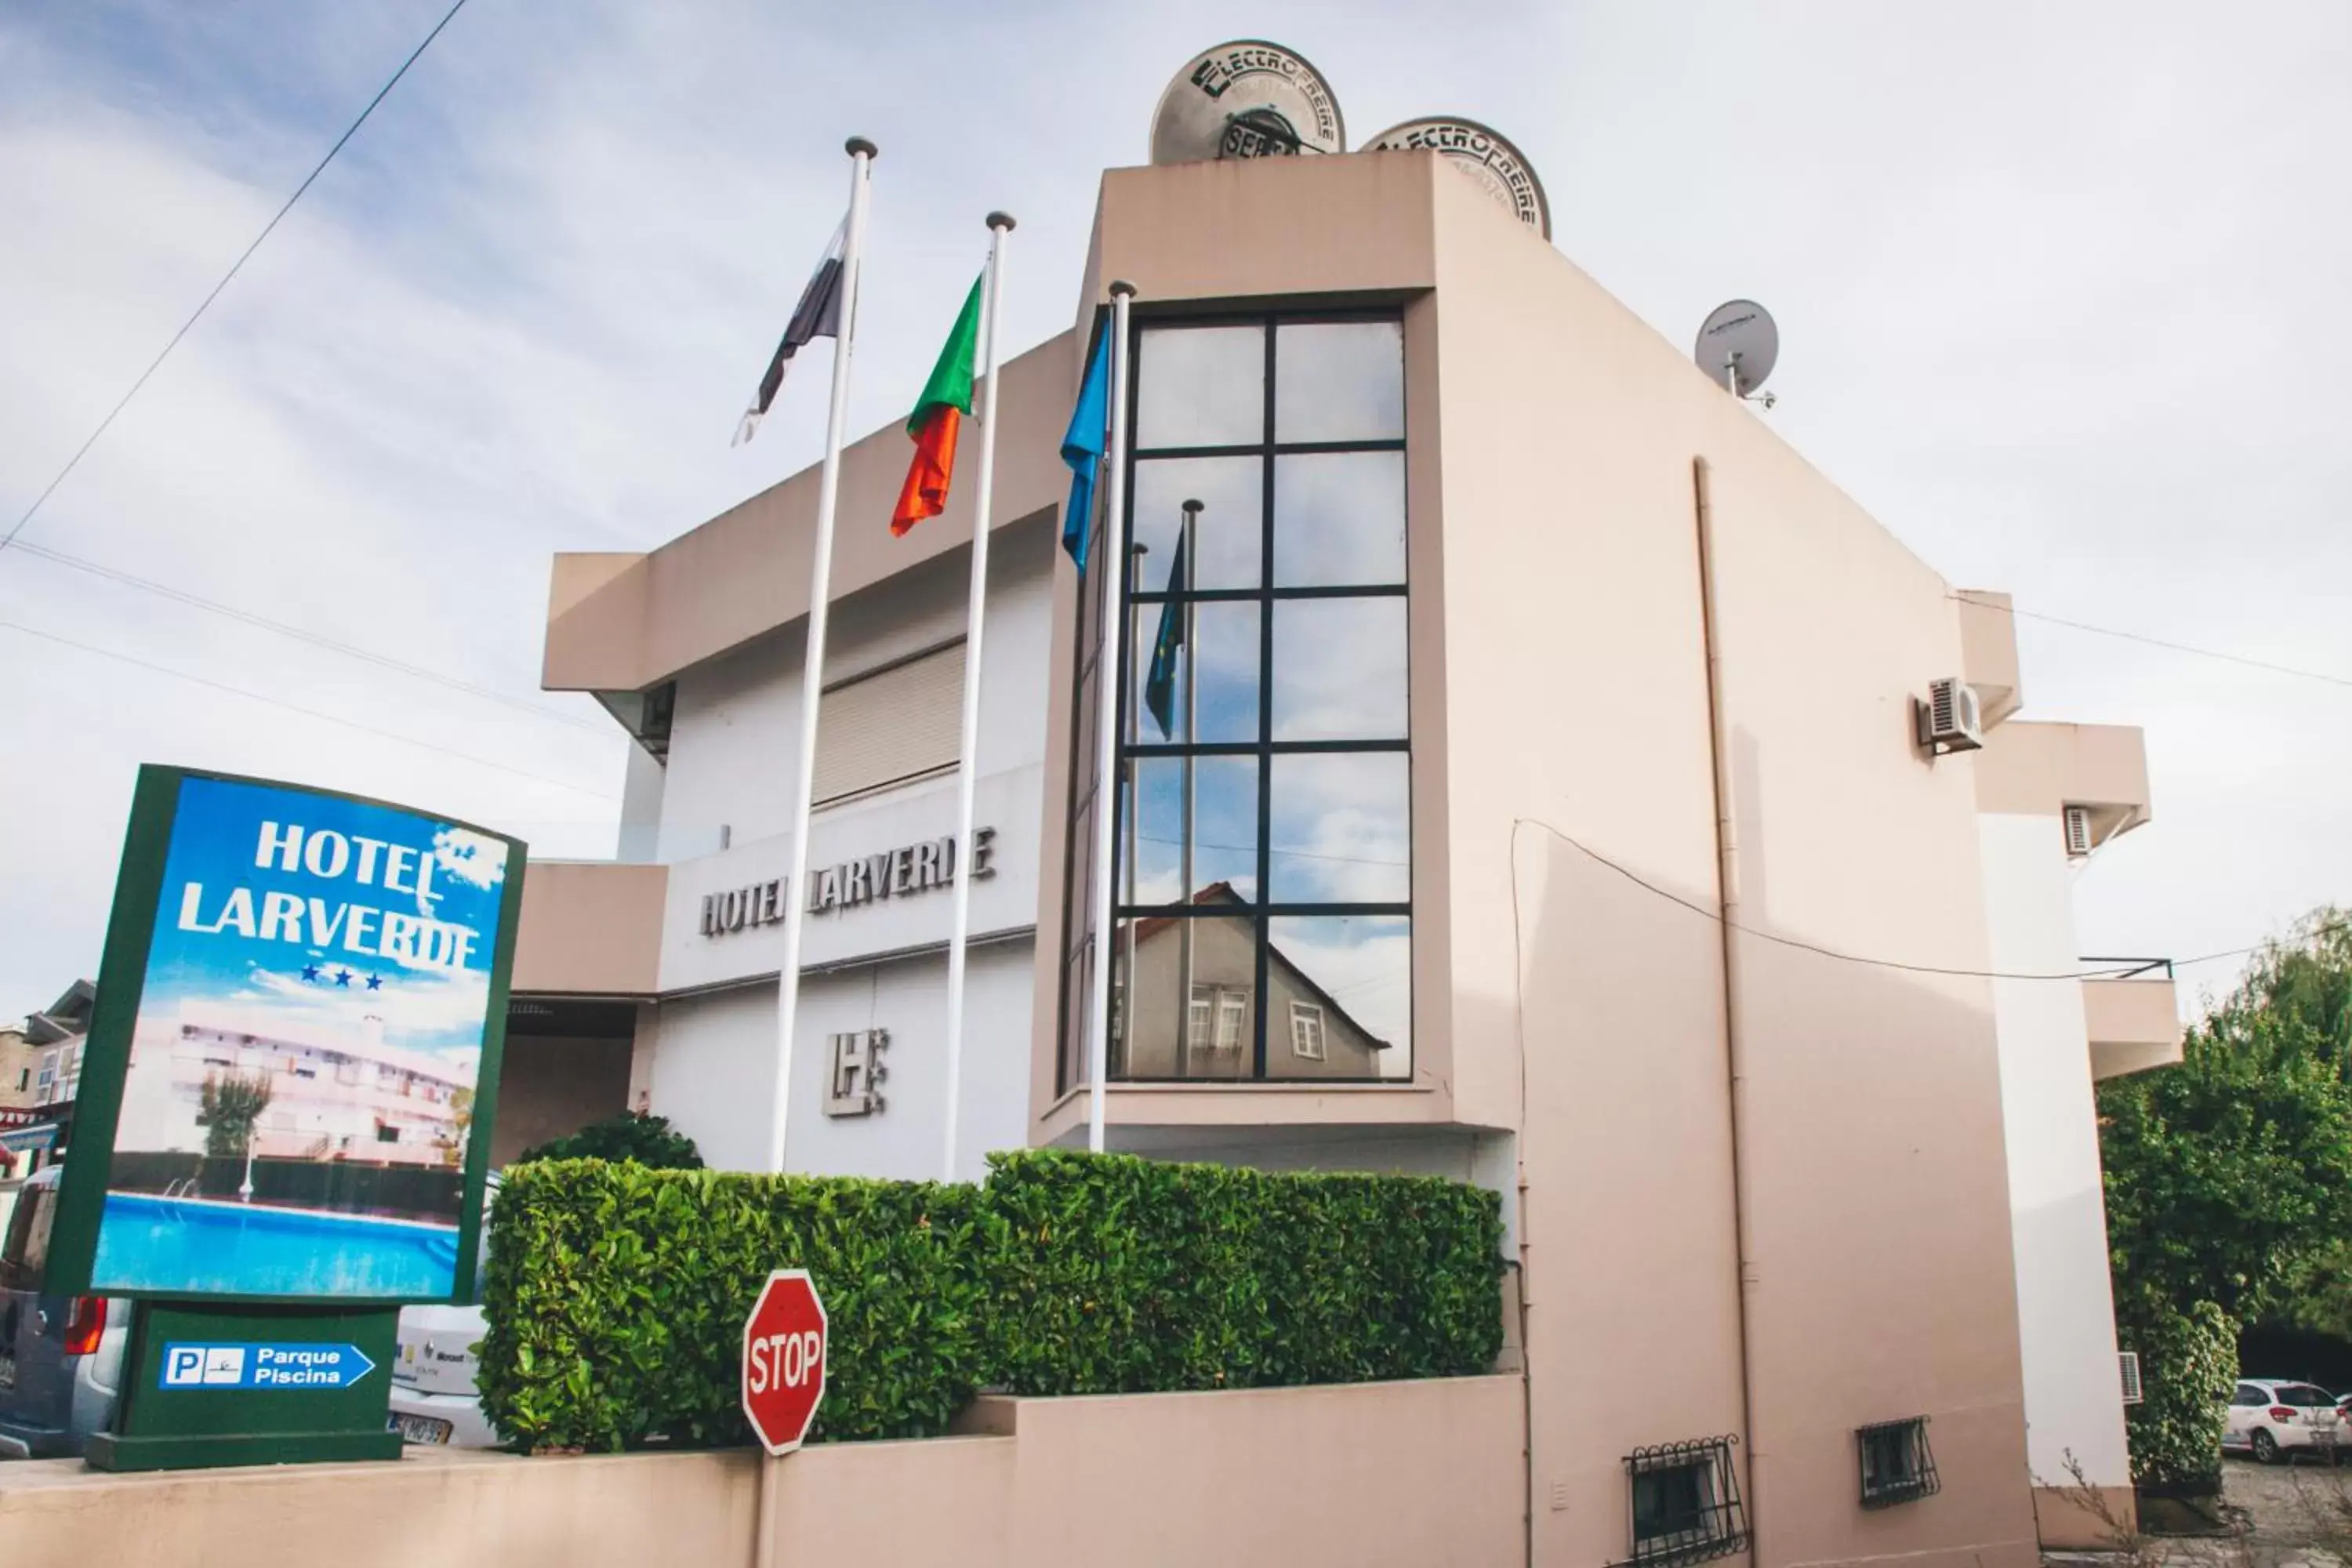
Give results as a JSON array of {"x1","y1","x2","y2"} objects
[{"x1": 47, "y1": 767, "x2": 524, "y2": 1304}]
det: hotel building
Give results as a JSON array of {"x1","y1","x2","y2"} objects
[{"x1": 501, "y1": 147, "x2": 2181, "y2": 1561}]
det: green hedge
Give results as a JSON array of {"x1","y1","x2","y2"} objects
[
  {"x1": 478, "y1": 1149, "x2": 1505, "y2": 1454},
  {"x1": 2116, "y1": 1290, "x2": 2238, "y2": 1494},
  {"x1": 478, "y1": 1161, "x2": 984, "y2": 1451},
  {"x1": 981, "y1": 1150, "x2": 1505, "y2": 1395}
]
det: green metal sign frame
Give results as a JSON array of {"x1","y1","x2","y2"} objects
[{"x1": 45, "y1": 764, "x2": 524, "y2": 1307}]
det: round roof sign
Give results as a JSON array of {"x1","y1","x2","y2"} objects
[
  {"x1": 1365, "y1": 117, "x2": 1551, "y2": 238},
  {"x1": 1149, "y1": 40, "x2": 1347, "y2": 164}
]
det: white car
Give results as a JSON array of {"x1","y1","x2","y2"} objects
[
  {"x1": 386, "y1": 1303, "x2": 497, "y2": 1448},
  {"x1": 2224, "y1": 1378, "x2": 2342, "y2": 1464}
]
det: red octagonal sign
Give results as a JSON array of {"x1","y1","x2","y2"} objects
[{"x1": 741, "y1": 1269, "x2": 829, "y2": 1456}]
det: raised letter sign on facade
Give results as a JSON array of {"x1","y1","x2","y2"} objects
[
  {"x1": 701, "y1": 827, "x2": 997, "y2": 938},
  {"x1": 823, "y1": 1029, "x2": 887, "y2": 1117}
]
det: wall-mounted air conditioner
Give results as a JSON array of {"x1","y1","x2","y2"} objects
[
  {"x1": 2063, "y1": 805, "x2": 2095, "y2": 859},
  {"x1": 1915, "y1": 677, "x2": 1984, "y2": 757}
]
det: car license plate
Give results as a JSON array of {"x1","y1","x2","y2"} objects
[{"x1": 392, "y1": 1412, "x2": 453, "y2": 1445}]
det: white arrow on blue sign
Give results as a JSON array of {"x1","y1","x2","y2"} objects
[{"x1": 159, "y1": 1341, "x2": 377, "y2": 1391}]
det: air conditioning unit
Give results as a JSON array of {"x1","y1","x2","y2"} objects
[
  {"x1": 2063, "y1": 805, "x2": 2095, "y2": 858},
  {"x1": 1915, "y1": 677, "x2": 1984, "y2": 756},
  {"x1": 2118, "y1": 1351, "x2": 2143, "y2": 1406}
]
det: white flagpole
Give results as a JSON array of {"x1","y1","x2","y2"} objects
[
  {"x1": 940, "y1": 211, "x2": 1014, "y2": 1181},
  {"x1": 766, "y1": 136, "x2": 877, "y2": 1177},
  {"x1": 1084, "y1": 281, "x2": 1138, "y2": 1155}
]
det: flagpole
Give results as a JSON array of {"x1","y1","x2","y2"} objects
[
  {"x1": 940, "y1": 211, "x2": 1014, "y2": 1182},
  {"x1": 767, "y1": 136, "x2": 877, "y2": 1177},
  {"x1": 1084, "y1": 281, "x2": 1138, "y2": 1155},
  {"x1": 1177, "y1": 499, "x2": 1199, "y2": 1077}
]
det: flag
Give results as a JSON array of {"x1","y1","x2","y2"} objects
[
  {"x1": 890, "y1": 275, "x2": 984, "y2": 535},
  {"x1": 1059, "y1": 324, "x2": 1112, "y2": 571},
  {"x1": 1143, "y1": 533, "x2": 1186, "y2": 737},
  {"x1": 735, "y1": 219, "x2": 848, "y2": 445}
]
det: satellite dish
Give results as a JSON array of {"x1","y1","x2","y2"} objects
[
  {"x1": 1149, "y1": 40, "x2": 1346, "y2": 165},
  {"x1": 1694, "y1": 299, "x2": 1779, "y2": 399},
  {"x1": 1365, "y1": 117, "x2": 1551, "y2": 238}
]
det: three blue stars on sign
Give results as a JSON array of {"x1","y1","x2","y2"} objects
[{"x1": 297, "y1": 964, "x2": 382, "y2": 992}]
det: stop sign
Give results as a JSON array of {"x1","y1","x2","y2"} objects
[{"x1": 740, "y1": 1269, "x2": 829, "y2": 1455}]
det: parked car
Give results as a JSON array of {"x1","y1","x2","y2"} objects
[
  {"x1": 386, "y1": 1301, "x2": 496, "y2": 1447},
  {"x1": 0, "y1": 1167, "x2": 504, "y2": 1457},
  {"x1": 2224, "y1": 1377, "x2": 2343, "y2": 1464},
  {"x1": 0, "y1": 1167, "x2": 128, "y2": 1458}
]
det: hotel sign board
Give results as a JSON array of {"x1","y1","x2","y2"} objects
[
  {"x1": 700, "y1": 826, "x2": 995, "y2": 938},
  {"x1": 46, "y1": 765, "x2": 525, "y2": 1308}
]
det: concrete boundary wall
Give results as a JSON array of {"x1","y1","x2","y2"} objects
[{"x1": 0, "y1": 1375, "x2": 1524, "y2": 1568}]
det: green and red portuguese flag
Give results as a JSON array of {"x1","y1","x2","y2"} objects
[{"x1": 891, "y1": 275, "x2": 985, "y2": 535}]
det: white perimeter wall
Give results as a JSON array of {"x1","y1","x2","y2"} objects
[{"x1": 1979, "y1": 811, "x2": 2131, "y2": 1490}]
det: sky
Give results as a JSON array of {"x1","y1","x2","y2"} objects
[{"x1": 2, "y1": 0, "x2": 2347, "y2": 1020}]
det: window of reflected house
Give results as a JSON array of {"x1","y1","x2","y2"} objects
[{"x1": 1083, "y1": 313, "x2": 1411, "y2": 1084}]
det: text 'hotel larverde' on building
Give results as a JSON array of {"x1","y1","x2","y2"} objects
[{"x1": 507, "y1": 55, "x2": 2180, "y2": 1564}]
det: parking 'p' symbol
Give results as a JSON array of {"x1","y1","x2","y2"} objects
[{"x1": 164, "y1": 1347, "x2": 206, "y2": 1386}]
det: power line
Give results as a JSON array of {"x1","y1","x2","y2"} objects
[
  {"x1": 0, "y1": 0, "x2": 472, "y2": 556},
  {"x1": 7, "y1": 538, "x2": 606, "y2": 733},
  {"x1": 1514, "y1": 817, "x2": 2336, "y2": 983},
  {"x1": 1954, "y1": 594, "x2": 2352, "y2": 692},
  {"x1": 0, "y1": 620, "x2": 614, "y2": 801}
]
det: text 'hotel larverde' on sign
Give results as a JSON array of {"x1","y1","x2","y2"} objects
[{"x1": 701, "y1": 827, "x2": 995, "y2": 937}]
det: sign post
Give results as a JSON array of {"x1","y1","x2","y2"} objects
[
  {"x1": 741, "y1": 1269, "x2": 828, "y2": 1568},
  {"x1": 45, "y1": 765, "x2": 525, "y2": 1471}
]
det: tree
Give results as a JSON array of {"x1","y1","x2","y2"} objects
[
  {"x1": 517, "y1": 1110, "x2": 702, "y2": 1170},
  {"x1": 195, "y1": 1070, "x2": 274, "y2": 1161}
]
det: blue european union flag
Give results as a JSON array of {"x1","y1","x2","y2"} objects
[{"x1": 1144, "y1": 535, "x2": 1186, "y2": 739}]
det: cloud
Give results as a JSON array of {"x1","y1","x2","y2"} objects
[{"x1": 431, "y1": 826, "x2": 508, "y2": 891}]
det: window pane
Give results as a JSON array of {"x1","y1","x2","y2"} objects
[
  {"x1": 1276, "y1": 320, "x2": 1404, "y2": 444},
  {"x1": 1269, "y1": 752, "x2": 1408, "y2": 904},
  {"x1": 1132, "y1": 456, "x2": 1261, "y2": 590},
  {"x1": 1138, "y1": 325, "x2": 1265, "y2": 448},
  {"x1": 1272, "y1": 597, "x2": 1407, "y2": 741},
  {"x1": 1112, "y1": 909, "x2": 1256, "y2": 1081},
  {"x1": 1265, "y1": 916, "x2": 1410, "y2": 1079},
  {"x1": 1274, "y1": 451, "x2": 1406, "y2": 588},
  {"x1": 1132, "y1": 600, "x2": 1259, "y2": 744},
  {"x1": 1129, "y1": 756, "x2": 1259, "y2": 906}
]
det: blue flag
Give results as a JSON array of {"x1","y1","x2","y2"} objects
[
  {"x1": 1144, "y1": 534, "x2": 1185, "y2": 738},
  {"x1": 1060, "y1": 324, "x2": 1112, "y2": 572}
]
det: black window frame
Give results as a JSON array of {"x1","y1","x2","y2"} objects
[
  {"x1": 1856, "y1": 1416, "x2": 1940, "y2": 1508},
  {"x1": 1620, "y1": 1436, "x2": 1750, "y2": 1567},
  {"x1": 1107, "y1": 307, "x2": 1410, "y2": 1083}
]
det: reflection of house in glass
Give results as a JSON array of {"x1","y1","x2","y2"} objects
[
  {"x1": 115, "y1": 1005, "x2": 466, "y2": 1167},
  {"x1": 1114, "y1": 884, "x2": 1388, "y2": 1080}
]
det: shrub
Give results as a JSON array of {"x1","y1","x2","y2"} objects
[
  {"x1": 477, "y1": 1150, "x2": 1507, "y2": 1454},
  {"x1": 2116, "y1": 1290, "x2": 2238, "y2": 1494},
  {"x1": 477, "y1": 1160, "x2": 982, "y2": 1452},
  {"x1": 517, "y1": 1110, "x2": 703, "y2": 1169},
  {"x1": 978, "y1": 1149, "x2": 1505, "y2": 1396}
]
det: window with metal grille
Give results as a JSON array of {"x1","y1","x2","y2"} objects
[
  {"x1": 2118, "y1": 1351, "x2": 2143, "y2": 1405},
  {"x1": 1621, "y1": 1436, "x2": 1748, "y2": 1566},
  {"x1": 1857, "y1": 1417, "x2": 1940, "y2": 1508},
  {"x1": 812, "y1": 641, "x2": 967, "y2": 806}
]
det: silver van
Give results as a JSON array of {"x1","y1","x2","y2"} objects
[{"x1": 0, "y1": 1167, "x2": 128, "y2": 1457}]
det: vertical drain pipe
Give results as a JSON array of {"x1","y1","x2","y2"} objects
[{"x1": 1693, "y1": 456, "x2": 1762, "y2": 1556}]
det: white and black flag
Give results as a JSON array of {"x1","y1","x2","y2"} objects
[{"x1": 734, "y1": 217, "x2": 848, "y2": 445}]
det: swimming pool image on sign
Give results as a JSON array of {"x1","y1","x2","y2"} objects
[{"x1": 94, "y1": 1192, "x2": 460, "y2": 1297}]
